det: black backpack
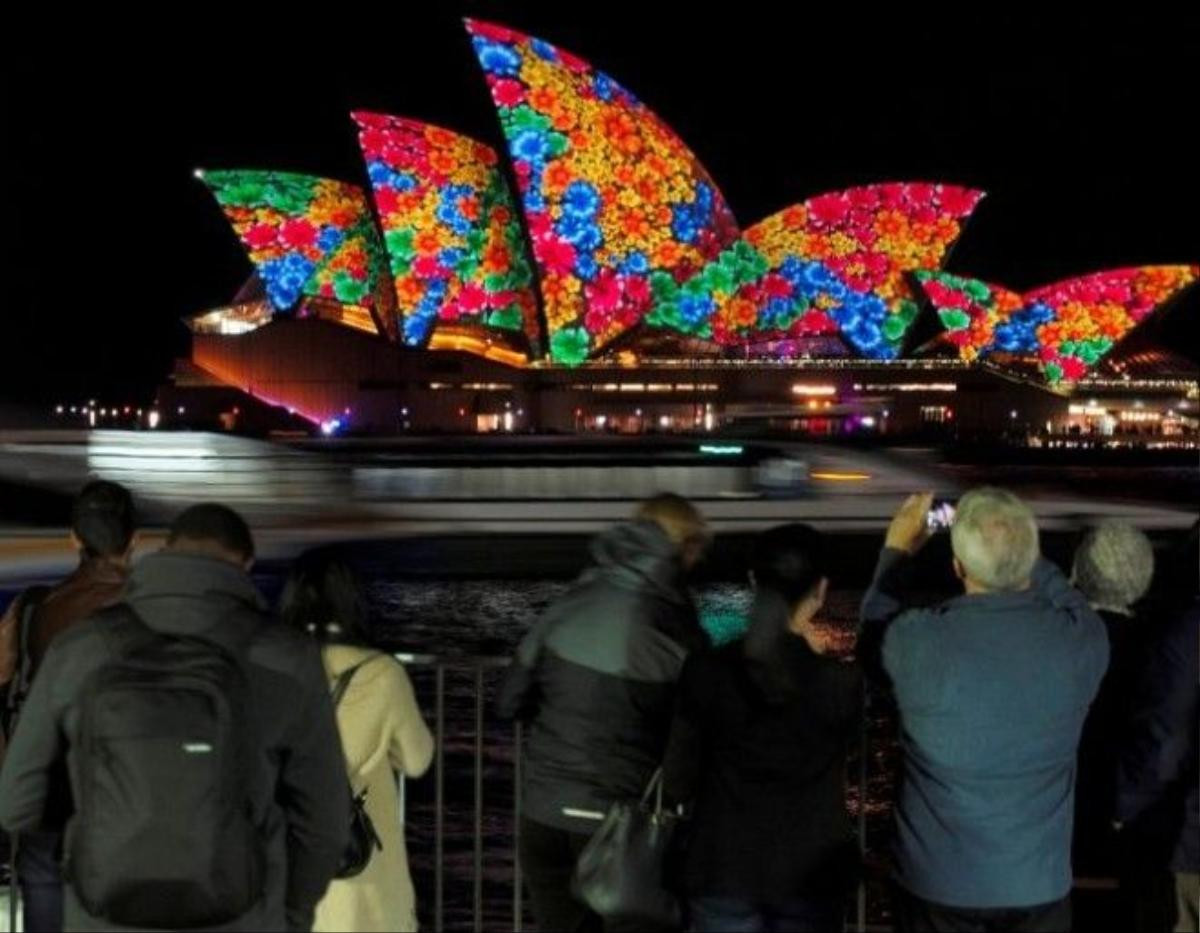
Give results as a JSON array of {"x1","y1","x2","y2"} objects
[{"x1": 65, "y1": 608, "x2": 266, "y2": 928}]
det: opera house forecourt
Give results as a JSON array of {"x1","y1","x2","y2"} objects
[{"x1": 155, "y1": 20, "x2": 1196, "y2": 440}]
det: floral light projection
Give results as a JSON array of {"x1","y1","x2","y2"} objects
[
  {"x1": 648, "y1": 184, "x2": 984, "y2": 358},
  {"x1": 915, "y1": 266, "x2": 1199, "y2": 381},
  {"x1": 467, "y1": 19, "x2": 739, "y2": 365},
  {"x1": 354, "y1": 112, "x2": 539, "y2": 350},
  {"x1": 199, "y1": 170, "x2": 392, "y2": 331}
]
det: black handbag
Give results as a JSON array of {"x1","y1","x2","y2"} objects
[
  {"x1": 571, "y1": 769, "x2": 681, "y2": 927},
  {"x1": 331, "y1": 660, "x2": 384, "y2": 879}
]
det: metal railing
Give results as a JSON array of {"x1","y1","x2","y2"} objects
[{"x1": 394, "y1": 652, "x2": 876, "y2": 933}]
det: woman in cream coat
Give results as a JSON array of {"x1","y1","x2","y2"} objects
[{"x1": 281, "y1": 551, "x2": 434, "y2": 932}]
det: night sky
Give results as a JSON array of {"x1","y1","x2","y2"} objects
[{"x1": 7, "y1": 7, "x2": 1199, "y2": 407}]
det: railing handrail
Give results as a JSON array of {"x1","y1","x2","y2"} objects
[{"x1": 393, "y1": 652, "x2": 510, "y2": 669}]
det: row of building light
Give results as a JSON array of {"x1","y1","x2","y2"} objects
[{"x1": 53, "y1": 403, "x2": 183, "y2": 429}]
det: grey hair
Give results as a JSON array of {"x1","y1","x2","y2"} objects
[
  {"x1": 950, "y1": 487, "x2": 1040, "y2": 592},
  {"x1": 1073, "y1": 521, "x2": 1155, "y2": 613}
]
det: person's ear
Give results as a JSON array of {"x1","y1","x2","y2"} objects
[
  {"x1": 69, "y1": 529, "x2": 83, "y2": 553},
  {"x1": 123, "y1": 531, "x2": 140, "y2": 561},
  {"x1": 952, "y1": 556, "x2": 966, "y2": 581}
]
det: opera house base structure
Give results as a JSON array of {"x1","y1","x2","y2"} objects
[
  {"x1": 166, "y1": 19, "x2": 1198, "y2": 442},
  {"x1": 160, "y1": 308, "x2": 1198, "y2": 443}
]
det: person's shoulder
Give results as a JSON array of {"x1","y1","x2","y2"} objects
[
  {"x1": 887, "y1": 605, "x2": 943, "y2": 638},
  {"x1": 244, "y1": 615, "x2": 323, "y2": 676},
  {"x1": 43, "y1": 610, "x2": 114, "y2": 654},
  {"x1": 355, "y1": 649, "x2": 405, "y2": 684}
]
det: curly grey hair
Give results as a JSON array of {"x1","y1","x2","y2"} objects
[{"x1": 1072, "y1": 521, "x2": 1155, "y2": 613}]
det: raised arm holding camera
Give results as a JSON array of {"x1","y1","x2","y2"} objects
[{"x1": 859, "y1": 487, "x2": 1109, "y2": 933}]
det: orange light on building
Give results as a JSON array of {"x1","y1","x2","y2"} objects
[
  {"x1": 791, "y1": 384, "x2": 837, "y2": 396},
  {"x1": 428, "y1": 331, "x2": 528, "y2": 367},
  {"x1": 811, "y1": 471, "x2": 872, "y2": 482}
]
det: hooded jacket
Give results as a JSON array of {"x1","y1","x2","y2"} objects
[
  {"x1": 497, "y1": 520, "x2": 707, "y2": 830},
  {"x1": 0, "y1": 551, "x2": 349, "y2": 932}
]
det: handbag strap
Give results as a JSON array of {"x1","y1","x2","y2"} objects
[
  {"x1": 330, "y1": 656, "x2": 378, "y2": 708},
  {"x1": 639, "y1": 767, "x2": 665, "y2": 815}
]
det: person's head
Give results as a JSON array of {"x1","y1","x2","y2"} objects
[
  {"x1": 279, "y1": 549, "x2": 368, "y2": 645},
  {"x1": 634, "y1": 493, "x2": 710, "y2": 569},
  {"x1": 750, "y1": 523, "x2": 829, "y2": 633},
  {"x1": 949, "y1": 487, "x2": 1039, "y2": 594},
  {"x1": 166, "y1": 503, "x2": 255, "y2": 569},
  {"x1": 71, "y1": 480, "x2": 136, "y2": 564},
  {"x1": 743, "y1": 523, "x2": 830, "y2": 698},
  {"x1": 1072, "y1": 521, "x2": 1155, "y2": 614}
]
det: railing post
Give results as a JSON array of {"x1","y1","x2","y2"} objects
[
  {"x1": 514, "y1": 720, "x2": 524, "y2": 933},
  {"x1": 434, "y1": 664, "x2": 445, "y2": 933},
  {"x1": 857, "y1": 685, "x2": 869, "y2": 933},
  {"x1": 8, "y1": 835, "x2": 19, "y2": 933},
  {"x1": 473, "y1": 665, "x2": 485, "y2": 933}
]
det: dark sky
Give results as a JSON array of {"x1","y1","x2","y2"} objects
[{"x1": 6, "y1": 6, "x2": 1199, "y2": 405}]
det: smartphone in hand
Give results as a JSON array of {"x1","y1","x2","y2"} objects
[{"x1": 925, "y1": 500, "x2": 956, "y2": 532}]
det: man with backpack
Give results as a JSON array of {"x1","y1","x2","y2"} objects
[
  {"x1": 0, "y1": 503, "x2": 348, "y2": 932},
  {"x1": 0, "y1": 480, "x2": 138, "y2": 932}
]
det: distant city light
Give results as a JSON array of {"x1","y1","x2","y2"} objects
[
  {"x1": 861, "y1": 416, "x2": 877, "y2": 427},
  {"x1": 147, "y1": 411, "x2": 161, "y2": 429},
  {"x1": 55, "y1": 405, "x2": 64, "y2": 414},
  {"x1": 790, "y1": 384, "x2": 837, "y2": 396},
  {"x1": 699, "y1": 444, "x2": 743, "y2": 456},
  {"x1": 178, "y1": 406, "x2": 186, "y2": 415},
  {"x1": 811, "y1": 471, "x2": 871, "y2": 482}
]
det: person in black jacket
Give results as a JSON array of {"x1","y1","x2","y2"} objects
[
  {"x1": 0, "y1": 504, "x2": 348, "y2": 933},
  {"x1": 1071, "y1": 521, "x2": 1157, "y2": 884},
  {"x1": 498, "y1": 493, "x2": 710, "y2": 933},
  {"x1": 1116, "y1": 521, "x2": 1199, "y2": 933},
  {"x1": 663, "y1": 523, "x2": 861, "y2": 933}
]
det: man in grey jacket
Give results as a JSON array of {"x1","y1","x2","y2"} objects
[
  {"x1": 0, "y1": 504, "x2": 348, "y2": 932},
  {"x1": 860, "y1": 488, "x2": 1108, "y2": 933}
]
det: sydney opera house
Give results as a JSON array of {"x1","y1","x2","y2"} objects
[{"x1": 166, "y1": 20, "x2": 1198, "y2": 439}]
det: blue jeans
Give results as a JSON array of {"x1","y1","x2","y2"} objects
[
  {"x1": 16, "y1": 831, "x2": 63, "y2": 933},
  {"x1": 688, "y1": 895, "x2": 842, "y2": 933}
]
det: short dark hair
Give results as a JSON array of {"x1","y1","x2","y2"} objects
[
  {"x1": 168, "y1": 504, "x2": 255, "y2": 561},
  {"x1": 72, "y1": 480, "x2": 136, "y2": 558},
  {"x1": 750, "y1": 523, "x2": 828, "y2": 608},
  {"x1": 278, "y1": 549, "x2": 368, "y2": 645}
]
